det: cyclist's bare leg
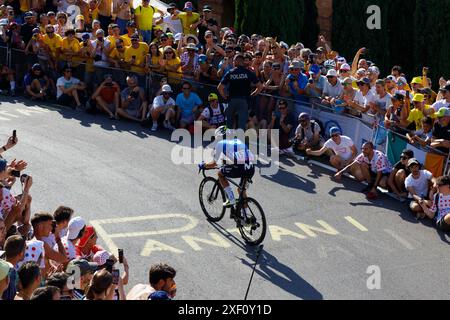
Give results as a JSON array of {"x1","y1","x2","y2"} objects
[{"x1": 218, "y1": 171, "x2": 230, "y2": 189}]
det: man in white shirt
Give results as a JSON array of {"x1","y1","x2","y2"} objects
[
  {"x1": 370, "y1": 79, "x2": 392, "y2": 124},
  {"x1": 155, "y1": 3, "x2": 183, "y2": 35},
  {"x1": 306, "y1": 127, "x2": 357, "y2": 173},
  {"x1": 431, "y1": 84, "x2": 450, "y2": 112},
  {"x1": 150, "y1": 84, "x2": 177, "y2": 131},
  {"x1": 346, "y1": 77, "x2": 375, "y2": 122},
  {"x1": 321, "y1": 69, "x2": 343, "y2": 105},
  {"x1": 405, "y1": 158, "x2": 435, "y2": 218},
  {"x1": 56, "y1": 67, "x2": 86, "y2": 110}
]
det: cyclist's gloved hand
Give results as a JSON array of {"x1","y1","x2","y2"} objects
[{"x1": 198, "y1": 162, "x2": 206, "y2": 171}]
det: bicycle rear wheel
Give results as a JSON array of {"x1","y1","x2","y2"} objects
[
  {"x1": 237, "y1": 198, "x2": 267, "y2": 246},
  {"x1": 199, "y1": 177, "x2": 226, "y2": 222}
]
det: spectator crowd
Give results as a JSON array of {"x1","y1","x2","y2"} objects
[{"x1": 0, "y1": 0, "x2": 450, "y2": 300}]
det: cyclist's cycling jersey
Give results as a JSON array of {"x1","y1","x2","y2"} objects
[{"x1": 214, "y1": 138, "x2": 256, "y2": 166}]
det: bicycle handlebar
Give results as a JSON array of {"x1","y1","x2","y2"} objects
[{"x1": 198, "y1": 167, "x2": 218, "y2": 178}]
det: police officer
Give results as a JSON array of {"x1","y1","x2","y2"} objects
[{"x1": 218, "y1": 53, "x2": 263, "y2": 130}]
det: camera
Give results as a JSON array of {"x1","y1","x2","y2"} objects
[
  {"x1": 104, "y1": 258, "x2": 115, "y2": 273},
  {"x1": 289, "y1": 137, "x2": 301, "y2": 148},
  {"x1": 20, "y1": 174, "x2": 28, "y2": 184},
  {"x1": 129, "y1": 90, "x2": 139, "y2": 99}
]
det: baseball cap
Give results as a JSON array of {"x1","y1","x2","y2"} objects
[
  {"x1": 289, "y1": 61, "x2": 302, "y2": 70},
  {"x1": 340, "y1": 63, "x2": 351, "y2": 71},
  {"x1": 439, "y1": 84, "x2": 450, "y2": 92},
  {"x1": 0, "y1": 259, "x2": 12, "y2": 281},
  {"x1": 67, "y1": 216, "x2": 86, "y2": 240},
  {"x1": 198, "y1": 54, "x2": 207, "y2": 63},
  {"x1": 186, "y1": 43, "x2": 197, "y2": 51},
  {"x1": 167, "y1": 2, "x2": 176, "y2": 9},
  {"x1": 357, "y1": 77, "x2": 371, "y2": 85},
  {"x1": 184, "y1": 1, "x2": 193, "y2": 10},
  {"x1": 127, "y1": 20, "x2": 137, "y2": 27},
  {"x1": 386, "y1": 75, "x2": 396, "y2": 81},
  {"x1": 149, "y1": 291, "x2": 171, "y2": 300},
  {"x1": 401, "y1": 149, "x2": 414, "y2": 159},
  {"x1": 24, "y1": 11, "x2": 33, "y2": 18},
  {"x1": 356, "y1": 68, "x2": 366, "y2": 75},
  {"x1": 174, "y1": 33, "x2": 183, "y2": 42},
  {"x1": 298, "y1": 112, "x2": 310, "y2": 121},
  {"x1": 81, "y1": 33, "x2": 90, "y2": 40},
  {"x1": 393, "y1": 90, "x2": 406, "y2": 101},
  {"x1": 309, "y1": 64, "x2": 321, "y2": 75},
  {"x1": 95, "y1": 29, "x2": 104, "y2": 35},
  {"x1": 32, "y1": 27, "x2": 40, "y2": 34},
  {"x1": 93, "y1": 250, "x2": 110, "y2": 266},
  {"x1": 368, "y1": 66, "x2": 380, "y2": 74},
  {"x1": 32, "y1": 63, "x2": 42, "y2": 71},
  {"x1": 0, "y1": 19, "x2": 8, "y2": 27},
  {"x1": 0, "y1": 159, "x2": 7, "y2": 172},
  {"x1": 412, "y1": 93, "x2": 424, "y2": 103},
  {"x1": 434, "y1": 107, "x2": 450, "y2": 118},
  {"x1": 407, "y1": 158, "x2": 420, "y2": 168},
  {"x1": 397, "y1": 76, "x2": 407, "y2": 86},
  {"x1": 66, "y1": 259, "x2": 97, "y2": 276},
  {"x1": 329, "y1": 127, "x2": 342, "y2": 136},
  {"x1": 203, "y1": 5, "x2": 212, "y2": 12},
  {"x1": 208, "y1": 93, "x2": 218, "y2": 101},
  {"x1": 342, "y1": 77, "x2": 353, "y2": 85},
  {"x1": 337, "y1": 56, "x2": 347, "y2": 64},
  {"x1": 76, "y1": 14, "x2": 84, "y2": 21},
  {"x1": 279, "y1": 41, "x2": 289, "y2": 50},
  {"x1": 411, "y1": 77, "x2": 423, "y2": 85},
  {"x1": 326, "y1": 69, "x2": 338, "y2": 77},
  {"x1": 161, "y1": 84, "x2": 172, "y2": 93}
]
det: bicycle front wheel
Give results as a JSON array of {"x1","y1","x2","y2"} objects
[
  {"x1": 199, "y1": 177, "x2": 226, "y2": 222},
  {"x1": 237, "y1": 198, "x2": 267, "y2": 246}
]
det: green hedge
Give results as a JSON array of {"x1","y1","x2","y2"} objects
[
  {"x1": 332, "y1": 0, "x2": 450, "y2": 89},
  {"x1": 234, "y1": 0, "x2": 319, "y2": 48}
]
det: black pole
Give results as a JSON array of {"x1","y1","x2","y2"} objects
[{"x1": 244, "y1": 244, "x2": 264, "y2": 300}]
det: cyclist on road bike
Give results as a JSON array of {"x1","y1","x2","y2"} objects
[{"x1": 199, "y1": 126, "x2": 256, "y2": 210}]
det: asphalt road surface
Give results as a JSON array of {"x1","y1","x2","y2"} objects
[{"x1": 1, "y1": 96, "x2": 450, "y2": 300}]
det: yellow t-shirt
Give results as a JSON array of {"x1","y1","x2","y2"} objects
[
  {"x1": 19, "y1": 0, "x2": 30, "y2": 12},
  {"x1": 120, "y1": 34, "x2": 137, "y2": 47},
  {"x1": 124, "y1": 42, "x2": 149, "y2": 73},
  {"x1": 165, "y1": 57, "x2": 181, "y2": 80},
  {"x1": 106, "y1": 35, "x2": 123, "y2": 50},
  {"x1": 61, "y1": 37, "x2": 81, "y2": 63},
  {"x1": 407, "y1": 104, "x2": 433, "y2": 129},
  {"x1": 177, "y1": 12, "x2": 200, "y2": 35},
  {"x1": 42, "y1": 34, "x2": 63, "y2": 58},
  {"x1": 134, "y1": 5, "x2": 156, "y2": 31},
  {"x1": 109, "y1": 48, "x2": 126, "y2": 60}
]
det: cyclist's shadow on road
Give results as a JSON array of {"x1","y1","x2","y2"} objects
[{"x1": 240, "y1": 249, "x2": 323, "y2": 300}]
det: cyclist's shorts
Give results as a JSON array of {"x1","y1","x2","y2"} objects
[{"x1": 221, "y1": 164, "x2": 255, "y2": 179}]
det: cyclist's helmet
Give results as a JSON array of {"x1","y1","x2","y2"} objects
[
  {"x1": 215, "y1": 126, "x2": 230, "y2": 139},
  {"x1": 324, "y1": 59, "x2": 336, "y2": 70}
]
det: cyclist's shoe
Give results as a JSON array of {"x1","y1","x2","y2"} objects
[{"x1": 223, "y1": 199, "x2": 236, "y2": 208}]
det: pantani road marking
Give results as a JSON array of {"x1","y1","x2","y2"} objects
[{"x1": 92, "y1": 214, "x2": 374, "y2": 257}]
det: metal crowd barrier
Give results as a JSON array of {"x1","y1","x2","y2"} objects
[{"x1": 2, "y1": 45, "x2": 450, "y2": 176}]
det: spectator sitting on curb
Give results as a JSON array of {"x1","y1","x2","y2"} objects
[
  {"x1": 335, "y1": 142, "x2": 392, "y2": 200},
  {"x1": 306, "y1": 127, "x2": 357, "y2": 175},
  {"x1": 405, "y1": 158, "x2": 435, "y2": 219},
  {"x1": 268, "y1": 100, "x2": 295, "y2": 156},
  {"x1": 175, "y1": 81, "x2": 203, "y2": 130},
  {"x1": 117, "y1": 75, "x2": 148, "y2": 124},
  {"x1": 419, "y1": 175, "x2": 450, "y2": 231},
  {"x1": 388, "y1": 149, "x2": 414, "y2": 200},
  {"x1": 56, "y1": 67, "x2": 87, "y2": 110},
  {"x1": 127, "y1": 263, "x2": 176, "y2": 300},
  {"x1": 150, "y1": 84, "x2": 177, "y2": 132},
  {"x1": 91, "y1": 73, "x2": 120, "y2": 119},
  {"x1": 197, "y1": 93, "x2": 227, "y2": 130},
  {"x1": 292, "y1": 113, "x2": 321, "y2": 152}
]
